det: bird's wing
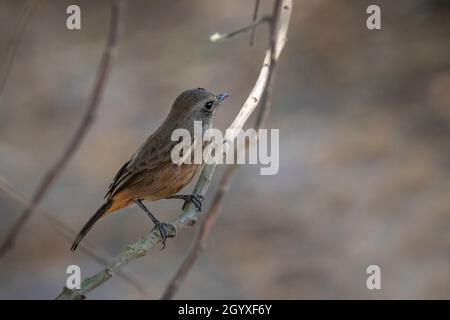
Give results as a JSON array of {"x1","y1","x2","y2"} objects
[
  {"x1": 104, "y1": 158, "x2": 132, "y2": 199},
  {"x1": 104, "y1": 135, "x2": 176, "y2": 199}
]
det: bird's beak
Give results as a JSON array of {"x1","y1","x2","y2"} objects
[{"x1": 216, "y1": 93, "x2": 230, "y2": 104}]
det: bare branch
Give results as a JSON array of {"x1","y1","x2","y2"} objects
[
  {"x1": 161, "y1": 0, "x2": 292, "y2": 300},
  {"x1": 250, "y1": 0, "x2": 261, "y2": 46},
  {"x1": 0, "y1": 0, "x2": 42, "y2": 96},
  {"x1": 0, "y1": 0, "x2": 125, "y2": 258},
  {"x1": 0, "y1": 176, "x2": 147, "y2": 296},
  {"x1": 210, "y1": 16, "x2": 271, "y2": 43}
]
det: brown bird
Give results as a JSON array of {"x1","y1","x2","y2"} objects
[{"x1": 71, "y1": 88, "x2": 229, "y2": 251}]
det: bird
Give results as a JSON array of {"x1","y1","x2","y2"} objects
[{"x1": 70, "y1": 88, "x2": 229, "y2": 251}]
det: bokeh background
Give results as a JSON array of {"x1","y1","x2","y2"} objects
[{"x1": 1, "y1": 0, "x2": 449, "y2": 299}]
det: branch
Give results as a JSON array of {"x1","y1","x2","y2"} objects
[
  {"x1": 0, "y1": 176, "x2": 147, "y2": 296},
  {"x1": 210, "y1": 16, "x2": 271, "y2": 43},
  {"x1": 0, "y1": 0, "x2": 125, "y2": 258},
  {"x1": 250, "y1": 0, "x2": 261, "y2": 46},
  {"x1": 161, "y1": 0, "x2": 292, "y2": 300},
  {"x1": 0, "y1": 0, "x2": 42, "y2": 96},
  {"x1": 55, "y1": 47, "x2": 273, "y2": 300}
]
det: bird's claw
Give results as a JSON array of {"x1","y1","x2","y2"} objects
[
  {"x1": 183, "y1": 194, "x2": 204, "y2": 211},
  {"x1": 166, "y1": 194, "x2": 204, "y2": 212},
  {"x1": 151, "y1": 221, "x2": 173, "y2": 250}
]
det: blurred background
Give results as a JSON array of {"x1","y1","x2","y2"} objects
[{"x1": 0, "y1": 0, "x2": 449, "y2": 299}]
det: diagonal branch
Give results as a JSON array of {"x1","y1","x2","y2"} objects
[
  {"x1": 210, "y1": 15, "x2": 271, "y2": 43},
  {"x1": 161, "y1": 0, "x2": 292, "y2": 300},
  {"x1": 55, "y1": 46, "x2": 273, "y2": 300},
  {"x1": 0, "y1": 0, "x2": 125, "y2": 258}
]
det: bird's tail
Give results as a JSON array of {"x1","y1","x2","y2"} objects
[{"x1": 71, "y1": 200, "x2": 113, "y2": 252}]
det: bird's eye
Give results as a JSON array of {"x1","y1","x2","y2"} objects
[{"x1": 204, "y1": 100, "x2": 214, "y2": 110}]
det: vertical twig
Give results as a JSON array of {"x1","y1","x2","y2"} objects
[
  {"x1": 249, "y1": 0, "x2": 261, "y2": 46},
  {"x1": 0, "y1": 0, "x2": 125, "y2": 258},
  {"x1": 161, "y1": 0, "x2": 292, "y2": 300}
]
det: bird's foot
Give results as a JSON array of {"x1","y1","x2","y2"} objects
[
  {"x1": 135, "y1": 199, "x2": 176, "y2": 250},
  {"x1": 151, "y1": 221, "x2": 176, "y2": 250},
  {"x1": 166, "y1": 194, "x2": 204, "y2": 211}
]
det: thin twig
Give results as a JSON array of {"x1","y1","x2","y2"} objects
[
  {"x1": 210, "y1": 16, "x2": 271, "y2": 43},
  {"x1": 0, "y1": 176, "x2": 147, "y2": 296},
  {"x1": 161, "y1": 0, "x2": 292, "y2": 300},
  {"x1": 55, "y1": 47, "x2": 273, "y2": 300},
  {"x1": 250, "y1": 0, "x2": 261, "y2": 46},
  {"x1": 255, "y1": 0, "x2": 284, "y2": 126},
  {"x1": 0, "y1": 0, "x2": 42, "y2": 96},
  {"x1": 0, "y1": 0, "x2": 125, "y2": 258}
]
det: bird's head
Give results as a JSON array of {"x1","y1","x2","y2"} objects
[{"x1": 169, "y1": 88, "x2": 229, "y2": 126}]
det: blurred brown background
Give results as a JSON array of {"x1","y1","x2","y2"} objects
[{"x1": 0, "y1": 0, "x2": 449, "y2": 299}]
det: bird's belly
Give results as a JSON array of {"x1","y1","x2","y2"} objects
[{"x1": 137, "y1": 163, "x2": 200, "y2": 201}]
